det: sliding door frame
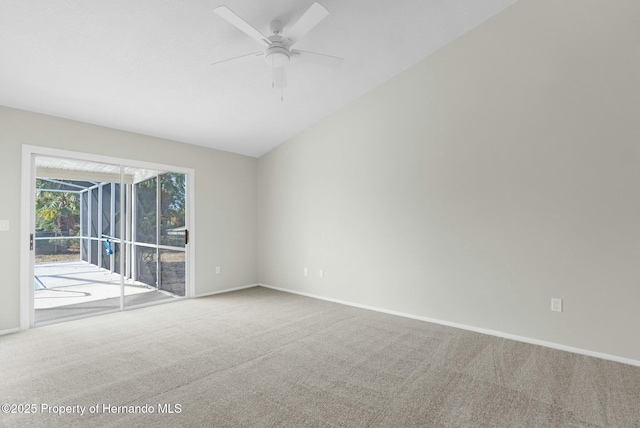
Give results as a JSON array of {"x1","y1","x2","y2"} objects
[{"x1": 20, "y1": 145, "x2": 196, "y2": 329}]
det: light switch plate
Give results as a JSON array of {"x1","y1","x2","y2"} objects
[
  {"x1": 551, "y1": 298, "x2": 563, "y2": 312},
  {"x1": 0, "y1": 220, "x2": 9, "y2": 231}
]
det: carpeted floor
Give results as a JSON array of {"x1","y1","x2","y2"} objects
[{"x1": 1, "y1": 286, "x2": 639, "y2": 427}]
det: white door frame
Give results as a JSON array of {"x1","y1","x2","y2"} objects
[{"x1": 20, "y1": 145, "x2": 196, "y2": 329}]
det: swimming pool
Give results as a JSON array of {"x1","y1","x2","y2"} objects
[{"x1": 34, "y1": 276, "x2": 47, "y2": 290}]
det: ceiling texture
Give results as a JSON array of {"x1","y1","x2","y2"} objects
[{"x1": 0, "y1": 0, "x2": 518, "y2": 157}]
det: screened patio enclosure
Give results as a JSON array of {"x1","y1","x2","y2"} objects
[{"x1": 34, "y1": 156, "x2": 188, "y2": 324}]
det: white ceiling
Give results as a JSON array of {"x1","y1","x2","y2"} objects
[{"x1": 0, "y1": 0, "x2": 518, "y2": 158}]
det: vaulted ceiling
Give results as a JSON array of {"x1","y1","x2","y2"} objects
[{"x1": 0, "y1": 0, "x2": 518, "y2": 157}]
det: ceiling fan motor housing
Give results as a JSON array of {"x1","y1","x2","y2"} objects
[{"x1": 265, "y1": 41, "x2": 290, "y2": 67}]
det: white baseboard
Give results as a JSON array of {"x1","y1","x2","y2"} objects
[
  {"x1": 195, "y1": 283, "x2": 259, "y2": 298},
  {"x1": 0, "y1": 328, "x2": 20, "y2": 336},
  {"x1": 259, "y1": 284, "x2": 640, "y2": 368}
]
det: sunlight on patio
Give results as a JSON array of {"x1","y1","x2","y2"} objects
[{"x1": 35, "y1": 261, "x2": 157, "y2": 309}]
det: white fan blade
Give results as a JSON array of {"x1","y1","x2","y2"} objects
[
  {"x1": 214, "y1": 6, "x2": 269, "y2": 46},
  {"x1": 286, "y1": 2, "x2": 329, "y2": 47},
  {"x1": 291, "y1": 49, "x2": 344, "y2": 68},
  {"x1": 211, "y1": 51, "x2": 263, "y2": 66},
  {"x1": 272, "y1": 67, "x2": 287, "y2": 89}
]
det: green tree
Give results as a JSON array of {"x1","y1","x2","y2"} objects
[
  {"x1": 135, "y1": 173, "x2": 186, "y2": 245},
  {"x1": 161, "y1": 173, "x2": 186, "y2": 244},
  {"x1": 35, "y1": 181, "x2": 80, "y2": 236},
  {"x1": 135, "y1": 173, "x2": 186, "y2": 286}
]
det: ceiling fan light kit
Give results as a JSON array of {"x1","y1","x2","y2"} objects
[
  {"x1": 213, "y1": 2, "x2": 343, "y2": 90},
  {"x1": 265, "y1": 42, "x2": 290, "y2": 68}
]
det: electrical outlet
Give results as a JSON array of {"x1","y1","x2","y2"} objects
[
  {"x1": 551, "y1": 298, "x2": 563, "y2": 312},
  {"x1": 215, "y1": 266, "x2": 220, "y2": 274},
  {"x1": 303, "y1": 267, "x2": 308, "y2": 277},
  {"x1": 319, "y1": 269, "x2": 324, "y2": 278},
  {"x1": 0, "y1": 220, "x2": 9, "y2": 231}
]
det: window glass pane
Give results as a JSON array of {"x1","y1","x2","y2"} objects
[
  {"x1": 91, "y1": 188, "x2": 99, "y2": 238},
  {"x1": 90, "y1": 239, "x2": 98, "y2": 266},
  {"x1": 101, "y1": 240, "x2": 111, "y2": 270},
  {"x1": 81, "y1": 191, "x2": 89, "y2": 237},
  {"x1": 160, "y1": 173, "x2": 186, "y2": 247},
  {"x1": 34, "y1": 188, "x2": 81, "y2": 264},
  {"x1": 135, "y1": 178, "x2": 157, "y2": 245},
  {"x1": 81, "y1": 238, "x2": 88, "y2": 262},
  {"x1": 113, "y1": 240, "x2": 121, "y2": 275},
  {"x1": 114, "y1": 184, "x2": 122, "y2": 239},
  {"x1": 160, "y1": 249, "x2": 185, "y2": 296},
  {"x1": 102, "y1": 184, "x2": 111, "y2": 237},
  {"x1": 135, "y1": 246, "x2": 157, "y2": 287}
]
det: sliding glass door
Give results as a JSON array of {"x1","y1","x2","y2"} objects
[
  {"x1": 128, "y1": 173, "x2": 186, "y2": 307},
  {"x1": 33, "y1": 154, "x2": 189, "y2": 325}
]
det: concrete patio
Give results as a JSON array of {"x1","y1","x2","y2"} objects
[{"x1": 34, "y1": 261, "x2": 175, "y2": 324}]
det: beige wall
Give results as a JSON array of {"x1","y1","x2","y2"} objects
[
  {"x1": 0, "y1": 107, "x2": 258, "y2": 331},
  {"x1": 258, "y1": 0, "x2": 640, "y2": 361}
]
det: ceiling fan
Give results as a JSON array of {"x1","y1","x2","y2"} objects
[{"x1": 212, "y1": 2, "x2": 343, "y2": 89}]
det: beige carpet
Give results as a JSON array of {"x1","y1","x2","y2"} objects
[{"x1": 0, "y1": 287, "x2": 638, "y2": 427}]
